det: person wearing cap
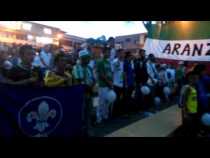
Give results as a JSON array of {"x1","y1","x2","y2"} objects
[
  {"x1": 72, "y1": 49, "x2": 95, "y2": 136},
  {"x1": 72, "y1": 50, "x2": 95, "y2": 86},
  {"x1": 4, "y1": 45, "x2": 43, "y2": 86}
]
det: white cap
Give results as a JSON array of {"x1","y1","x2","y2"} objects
[
  {"x1": 79, "y1": 50, "x2": 89, "y2": 58},
  {"x1": 3, "y1": 60, "x2": 13, "y2": 70},
  {"x1": 60, "y1": 48, "x2": 65, "y2": 52},
  {"x1": 81, "y1": 43, "x2": 87, "y2": 49}
]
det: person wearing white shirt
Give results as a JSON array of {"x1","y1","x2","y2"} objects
[
  {"x1": 146, "y1": 54, "x2": 159, "y2": 87},
  {"x1": 32, "y1": 52, "x2": 42, "y2": 67},
  {"x1": 111, "y1": 49, "x2": 125, "y2": 117},
  {"x1": 110, "y1": 48, "x2": 116, "y2": 62},
  {"x1": 107, "y1": 37, "x2": 116, "y2": 62},
  {"x1": 39, "y1": 45, "x2": 52, "y2": 69},
  {"x1": 112, "y1": 57, "x2": 124, "y2": 88},
  {"x1": 33, "y1": 45, "x2": 53, "y2": 77},
  {"x1": 165, "y1": 65, "x2": 176, "y2": 86},
  {"x1": 144, "y1": 54, "x2": 159, "y2": 111}
]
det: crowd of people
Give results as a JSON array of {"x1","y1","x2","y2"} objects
[{"x1": 0, "y1": 37, "x2": 210, "y2": 137}]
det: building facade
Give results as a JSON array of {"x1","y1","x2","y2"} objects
[
  {"x1": 115, "y1": 33, "x2": 147, "y2": 51},
  {"x1": 60, "y1": 34, "x2": 86, "y2": 52},
  {"x1": 0, "y1": 21, "x2": 65, "y2": 47}
]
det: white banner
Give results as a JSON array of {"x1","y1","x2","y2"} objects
[{"x1": 144, "y1": 38, "x2": 210, "y2": 61}]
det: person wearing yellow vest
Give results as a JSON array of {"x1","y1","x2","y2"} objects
[
  {"x1": 181, "y1": 71, "x2": 199, "y2": 136},
  {"x1": 44, "y1": 53, "x2": 72, "y2": 87}
]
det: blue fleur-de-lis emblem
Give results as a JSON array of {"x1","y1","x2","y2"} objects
[
  {"x1": 18, "y1": 96, "x2": 63, "y2": 137},
  {"x1": 26, "y1": 101, "x2": 57, "y2": 133}
]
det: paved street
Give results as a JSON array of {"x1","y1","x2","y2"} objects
[{"x1": 92, "y1": 100, "x2": 177, "y2": 137}]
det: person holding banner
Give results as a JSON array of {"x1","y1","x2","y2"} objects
[
  {"x1": 72, "y1": 49, "x2": 95, "y2": 136},
  {"x1": 44, "y1": 53, "x2": 73, "y2": 87},
  {"x1": 3, "y1": 45, "x2": 43, "y2": 86}
]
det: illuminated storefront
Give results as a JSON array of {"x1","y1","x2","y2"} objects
[{"x1": 0, "y1": 21, "x2": 65, "y2": 47}]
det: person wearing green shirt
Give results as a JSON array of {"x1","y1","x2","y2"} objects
[{"x1": 96, "y1": 47, "x2": 114, "y2": 123}]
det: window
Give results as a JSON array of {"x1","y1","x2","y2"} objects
[
  {"x1": 135, "y1": 40, "x2": 139, "y2": 44},
  {"x1": 43, "y1": 28, "x2": 52, "y2": 35},
  {"x1": 22, "y1": 22, "x2": 32, "y2": 31},
  {"x1": 36, "y1": 36, "x2": 53, "y2": 44},
  {"x1": 27, "y1": 34, "x2": 33, "y2": 40},
  {"x1": 0, "y1": 21, "x2": 21, "y2": 30},
  {"x1": 140, "y1": 35, "x2": 145, "y2": 44},
  {"x1": 16, "y1": 34, "x2": 26, "y2": 40},
  {"x1": 60, "y1": 39, "x2": 72, "y2": 46},
  {"x1": 126, "y1": 38, "x2": 131, "y2": 42}
]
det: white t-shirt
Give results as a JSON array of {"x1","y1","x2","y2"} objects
[
  {"x1": 3, "y1": 60, "x2": 13, "y2": 70},
  {"x1": 165, "y1": 68, "x2": 175, "y2": 82},
  {"x1": 88, "y1": 59, "x2": 98, "y2": 81},
  {"x1": 112, "y1": 58, "x2": 124, "y2": 88},
  {"x1": 158, "y1": 70, "x2": 167, "y2": 85},
  {"x1": 146, "y1": 62, "x2": 158, "y2": 80},
  {"x1": 109, "y1": 48, "x2": 116, "y2": 62},
  {"x1": 39, "y1": 50, "x2": 52, "y2": 68},
  {"x1": 88, "y1": 60, "x2": 96, "y2": 69},
  {"x1": 32, "y1": 55, "x2": 42, "y2": 67}
]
